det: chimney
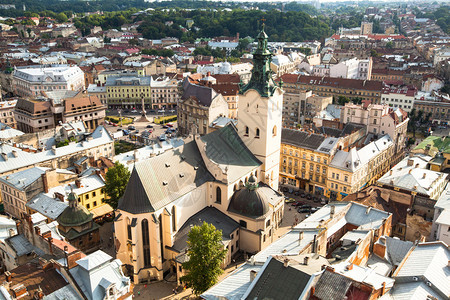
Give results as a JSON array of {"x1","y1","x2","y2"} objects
[
  {"x1": 47, "y1": 237, "x2": 53, "y2": 255},
  {"x1": 1, "y1": 153, "x2": 7, "y2": 161},
  {"x1": 330, "y1": 205, "x2": 335, "y2": 217},
  {"x1": 374, "y1": 236, "x2": 387, "y2": 258},
  {"x1": 283, "y1": 258, "x2": 290, "y2": 268},
  {"x1": 409, "y1": 169, "x2": 412, "y2": 174},
  {"x1": 35, "y1": 227, "x2": 41, "y2": 236},
  {"x1": 366, "y1": 206, "x2": 372, "y2": 214},
  {"x1": 299, "y1": 231, "x2": 304, "y2": 244},
  {"x1": 249, "y1": 270, "x2": 258, "y2": 282},
  {"x1": 304, "y1": 256, "x2": 310, "y2": 265},
  {"x1": 41, "y1": 172, "x2": 49, "y2": 193},
  {"x1": 415, "y1": 163, "x2": 419, "y2": 168},
  {"x1": 346, "y1": 263, "x2": 353, "y2": 271},
  {"x1": 75, "y1": 180, "x2": 81, "y2": 188},
  {"x1": 407, "y1": 159, "x2": 414, "y2": 166},
  {"x1": 389, "y1": 169, "x2": 393, "y2": 176},
  {"x1": 11, "y1": 150, "x2": 18, "y2": 158},
  {"x1": 67, "y1": 250, "x2": 83, "y2": 269},
  {"x1": 423, "y1": 173, "x2": 426, "y2": 179},
  {"x1": 312, "y1": 234, "x2": 317, "y2": 253},
  {"x1": 4, "y1": 271, "x2": 11, "y2": 282}
]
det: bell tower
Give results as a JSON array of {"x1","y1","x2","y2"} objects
[{"x1": 238, "y1": 25, "x2": 283, "y2": 190}]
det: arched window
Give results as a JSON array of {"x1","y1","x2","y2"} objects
[
  {"x1": 239, "y1": 180, "x2": 244, "y2": 188},
  {"x1": 216, "y1": 186, "x2": 222, "y2": 204},
  {"x1": 245, "y1": 126, "x2": 249, "y2": 136},
  {"x1": 141, "y1": 219, "x2": 150, "y2": 267},
  {"x1": 127, "y1": 218, "x2": 132, "y2": 240},
  {"x1": 272, "y1": 125, "x2": 277, "y2": 136},
  {"x1": 256, "y1": 128, "x2": 260, "y2": 138},
  {"x1": 172, "y1": 206, "x2": 176, "y2": 232}
]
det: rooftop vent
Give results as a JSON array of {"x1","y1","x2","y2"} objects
[
  {"x1": 179, "y1": 173, "x2": 184, "y2": 178},
  {"x1": 162, "y1": 181, "x2": 168, "y2": 186},
  {"x1": 165, "y1": 163, "x2": 170, "y2": 168},
  {"x1": 194, "y1": 166, "x2": 199, "y2": 170}
]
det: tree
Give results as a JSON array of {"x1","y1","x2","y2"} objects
[
  {"x1": 56, "y1": 12, "x2": 68, "y2": 23},
  {"x1": 104, "y1": 162, "x2": 131, "y2": 209},
  {"x1": 385, "y1": 41, "x2": 394, "y2": 49},
  {"x1": 181, "y1": 222, "x2": 227, "y2": 295}
]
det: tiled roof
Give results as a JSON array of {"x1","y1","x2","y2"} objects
[
  {"x1": 280, "y1": 74, "x2": 383, "y2": 92},
  {"x1": 281, "y1": 129, "x2": 326, "y2": 151}
]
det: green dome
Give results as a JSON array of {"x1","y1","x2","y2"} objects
[
  {"x1": 57, "y1": 191, "x2": 93, "y2": 227},
  {"x1": 57, "y1": 205, "x2": 93, "y2": 227}
]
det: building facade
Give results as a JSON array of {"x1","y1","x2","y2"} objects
[
  {"x1": 13, "y1": 65, "x2": 85, "y2": 98},
  {"x1": 105, "y1": 75, "x2": 152, "y2": 109},
  {"x1": 0, "y1": 100, "x2": 17, "y2": 128},
  {"x1": 280, "y1": 75, "x2": 383, "y2": 104}
]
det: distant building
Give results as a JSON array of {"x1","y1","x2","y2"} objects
[
  {"x1": 381, "y1": 83, "x2": 417, "y2": 112},
  {"x1": 12, "y1": 65, "x2": 85, "y2": 98},
  {"x1": 0, "y1": 100, "x2": 17, "y2": 128},
  {"x1": 178, "y1": 76, "x2": 229, "y2": 135},
  {"x1": 105, "y1": 75, "x2": 152, "y2": 110},
  {"x1": 360, "y1": 22, "x2": 373, "y2": 35}
]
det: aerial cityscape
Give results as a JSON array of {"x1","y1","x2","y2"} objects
[{"x1": 0, "y1": 0, "x2": 448, "y2": 299}]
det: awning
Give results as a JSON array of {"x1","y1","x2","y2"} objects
[{"x1": 91, "y1": 204, "x2": 113, "y2": 218}]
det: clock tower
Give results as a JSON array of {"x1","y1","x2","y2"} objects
[{"x1": 238, "y1": 25, "x2": 283, "y2": 190}]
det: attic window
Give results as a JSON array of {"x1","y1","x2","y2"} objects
[
  {"x1": 162, "y1": 181, "x2": 168, "y2": 186},
  {"x1": 165, "y1": 163, "x2": 170, "y2": 167}
]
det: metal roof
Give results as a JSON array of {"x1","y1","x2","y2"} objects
[{"x1": 117, "y1": 140, "x2": 213, "y2": 214}]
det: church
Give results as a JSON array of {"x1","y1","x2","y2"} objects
[{"x1": 114, "y1": 27, "x2": 285, "y2": 284}]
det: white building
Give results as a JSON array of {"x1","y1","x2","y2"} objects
[
  {"x1": 433, "y1": 47, "x2": 450, "y2": 66},
  {"x1": 431, "y1": 182, "x2": 450, "y2": 245},
  {"x1": 381, "y1": 83, "x2": 417, "y2": 112},
  {"x1": 13, "y1": 65, "x2": 85, "y2": 98},
  {"x1": 197, "y1": 62, "x2": 253, "y2": 84},
  {"x1": 329, "y1": 57, "x2": 372, "y2": 80}
]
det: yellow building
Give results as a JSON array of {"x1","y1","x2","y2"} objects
[
  {"x1": 412, "y1": 136, "x2": 450, "y2": 172},
  {"x1": 280, "y1": 129, "x2": 340, "y2": 196},
  {"x1": 105, "y1": 75, "x2": 152, "y2": 109},
  {"x1": 327, "y1": 135, "x2": 394, "y2": 201},
  {"x1": 46, "y1": 173, "x2": 113, "y2": 219}
]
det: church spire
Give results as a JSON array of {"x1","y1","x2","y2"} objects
[{"x1": 239, "y1": 24, "x2": 276, "y2": 97}]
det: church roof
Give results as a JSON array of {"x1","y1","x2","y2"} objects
[
  {"x1": 200, "y1": 124, "x2": 261, "y2": 183},
  {"x1": 117, "y1": 140, "x2": 214, "y2": 214}
]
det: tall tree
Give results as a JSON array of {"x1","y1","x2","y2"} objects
[
  {"x1": 104, "y1": 162, "x2": 131, "y2": 209},
  {"x1": 181, "y1": 222, "x2": 227, "y2": 295}
]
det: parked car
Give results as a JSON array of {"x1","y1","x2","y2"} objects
[
  {"x1": 299, "y1": 204, "x2": 312, "y2": 209},
  {"x1": 313, "y1": 197, "x2": 320, "y2": 203},
  {"x1": 116, "y1": 128, "x2": 122, "y2": 132},
  {"x1": 306, "y1": 194, "x2": 312, "y2": 200},
  {"x1": 320, "y1": 199, "x2": 328, "y2": 205},
  {"x1": 300, "y1": 192, "x2": 306, "y2": 198},
  {"x1": 146, "y1": 124, "x2": 154, "y2": 128},
  {"x1": 168, "y1": 109, "x2": 176, "y2": 113},
  {"x1": 162, "y1": 124, "x2": 169, "y2": 129},
  {"x1": 294, "y1": 191, "x2": 300, "y2": 196},
  {"x1": 158, "y1": 134, "x2": 167, "y2": 141},
  {"x1": 157, "y1": 109, "x2": 165, "y2": 113},
  {"x1": 122, "y1": 130, "x2": 129, "y2": 135},
  {"x1": 131, "y1": 110, "x2": 138, "y2": 113},
  {"x1": 297, "y1": 207, "x2": 311, "y2": 213},
  {"x1": 292, "y1": 201, "x2": 305, "y2": 207},
  {"x1": 285, "y1": 198, "x2": 296, "y2": 204},
  {"x1": 166, "y1": 123, "x2": 174, "y2": 127},
  {"x1": 128, "y1": 126, "x2": 136, "y2": 131},
  {"x1": 310, "y1": 207, "x2": 320, "y2": 213}
]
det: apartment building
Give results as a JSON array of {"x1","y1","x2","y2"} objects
[
  {"x1": 280, "y1": 129, "x2": 340, "y2": 195},
  {"x1": 178, "y1": 76, "x2": 228, "y2": 135},
  {"x1": 14, "y1": 93, "x2": 105, "y2": 133},
  {"x1": 282, "y1": 90, "x2": 332, "y2": 127},
  {"x1": 342, "y1": 102, "x2": 409, "y2": 160},
  {"x1": 13, "y1": 65, "x2": 85, "y2": 98},
  {"x1": 413, "y1": 93, "x2": 450, "y2": 125},
  {"x1": 328, "y1": 135, "x2": 394, "y2": 200},
  {"x1": 105, "y1": 75, "x2": 152, "y2": 109},
  {"x1": 280, "y1": 74, "x2": 383, "y2": 104},
  {"x1": 150, "y1": 77, "x2": 179, "y2": 110},
  {"x1": 381, "y1": 83, "x2": 417, "y2": 113},
  {"x1": 0, "y1": 100, "x2": 17, "y2": 128},
  {"x1": 0, "y1": 167, "x2": 77, "y2": 219},
  {"x1": 329, "y1": 57, "x2": 373, "y2": 80}
]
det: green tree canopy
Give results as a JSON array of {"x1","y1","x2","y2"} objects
[
  {"x1": 55, "y1": 12, "x2": 68, "y2": 23},
  {"x1": 181, "y1": 221, "x2": 227, "y2": 295},
  {"x1": 104, "y1": 162, "x2": 131, "y2": 209}
]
